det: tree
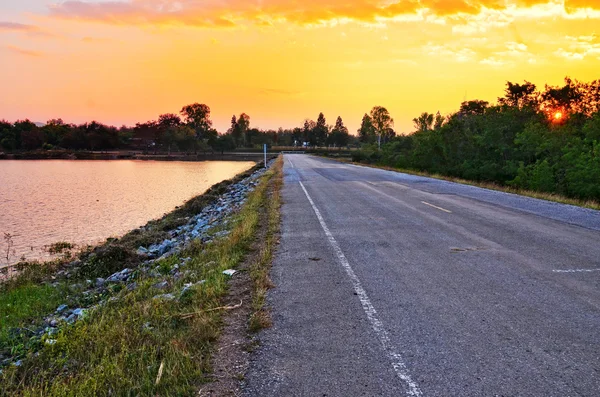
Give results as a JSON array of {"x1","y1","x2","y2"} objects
[
  {"x1": 212, "y1": 134, "x2": 236, "y2": 154},
  {"x1": 303, "y1": 119, "x2": 316, "y2": 147},
  {"x1": 157, "y1": 113, "x2": 181, "y2": 129},
  {"x1": 498, "y1": 81, "x2": 538, "y2": 109},
  {"x1": 329, "y1": 116, "x2": 350, "y2": 148},
  {"x1": 459, "y1": 100, "x2": 489, "y2": 116},
  {"x1": 370, "y1": 106, "x2": 394, "y2": 149},
  {"x1": 434, "y1": 112, "x2": 445, "y2": 130},
  {"x1": 14, "y1": 120, "x2": 42, "y2": 150},
  {"x1": 312, "y1": 113, "x2": 328, "y2": 147},
  {"x1": 358, "y1": 113, "x2": 375, "y2": 143},
  {"x1": 180, "y1": 103, "x2": 212, "y2": 139},
  {"x1": 176, "y1": 125, "x2": 199, "y2": 152},
  {"x1": 157, "y1": 113, "x2": 182, "y2": 154},
  {"x1": 413, "y1": 112, "x2": 434, "y2": 132},
  {"x1": 42, "y1": 118, "x2": 70, "y2": 147},
  {"x1": 0, "y1": 120, "x2": 16, "y2": 150},
  {"x1": 238, "y1": 113, "x2": 251, "y2": 147}
]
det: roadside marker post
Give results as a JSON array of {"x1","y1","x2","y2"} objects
[{"x1": 264, "y1": 144, "x2": 267, "y2": 168}]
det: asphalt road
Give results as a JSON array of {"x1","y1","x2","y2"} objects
[{"x1": 243, "y1": 154, "x2": 600, "y2": 397}]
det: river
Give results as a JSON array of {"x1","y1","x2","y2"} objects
[{"x1": 0, "y1": 160, "x2": 254, "y2": 266}]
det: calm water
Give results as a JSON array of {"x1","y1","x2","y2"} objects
[{"x1": 0, "y1": 160, "x2": 254, "y2": 265}]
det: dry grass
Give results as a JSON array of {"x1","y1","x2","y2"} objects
[{"x1": 248, "y1": 155, "x2": 283, "y2": 332}]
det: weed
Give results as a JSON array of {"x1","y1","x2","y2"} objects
[
  {"x1": 44, "y1": 242, "x2": 75, "y2": 256},
  {"x1": 3, "y1": 233, "x2": 16, "y2": 265}
]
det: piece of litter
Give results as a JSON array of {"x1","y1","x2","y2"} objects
[
  {"x1": 222, "y1": 269, "x2": 237, "y2": 276},
  {"x1": 309, "y1": 257, "x2": 321, "y2": 262}
]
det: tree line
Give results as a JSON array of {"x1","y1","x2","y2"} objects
[
  {"x1": 0, "y1": 105, "x2": 358, "y2": 154},
  {"x1": 353, "y1": 77, "x2": 600, "y2": 201}
]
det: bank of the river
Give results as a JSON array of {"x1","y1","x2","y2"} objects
[
  {"x1": 0, "y1": 159, "x2": 266, "y2": 266},
  {"x1": 0, "y1": 156, "x2": 282, "y2": 396}
]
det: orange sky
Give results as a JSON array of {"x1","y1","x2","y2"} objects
[{"x1": 1, "y1": 0, "x2": 599, "y2": 133}]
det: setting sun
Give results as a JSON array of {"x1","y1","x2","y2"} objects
[{"x1": 554, "y1": 111, "x2": 564, "y2": 121}]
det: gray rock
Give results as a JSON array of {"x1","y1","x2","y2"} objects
[
  {"x1": 72, "y1": 308, "x2": 85, "y2": 317},
  {"x1": 153, "y1": 293, "x2": 175, "y2": 301},
  {"x1": 137, "y1": 246, "x2": 149, "y2": 255},
  {"x1": 95, "y1": 278, "x2": 105, "y2": 288},
  {"x1": 55, "y1": 304, "x2": 68, "y2": 314},
  {"x1": 45, "y1": 327, "x2": 58, "y2": 336},
  {"x1": 152, "y1": 281, "x2": 169, "y2": 290},
  {"x1": 126, "y1": 282, "x2": 137, "y2": 291},
  {"x1": 157, "y1": 239, "x2": 173, "y2": 255},
  {"x1": 106, "y1": 268, "x2": 133, "y2": 283},
  {"x1": 180, "y1": 280, "x2": 206, "y2": 299},
  {"x1": 180, "y1": 283, "x2": 194, "y2": 297}
]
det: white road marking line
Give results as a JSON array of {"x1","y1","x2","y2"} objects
[
  {"x1": 299, "y1": 181, "x2": 422, "y2": 397},
  {"x1": 287, "y1": 157, "x2": 295, "y2": 168},
  {"x1": 552, "y1": 268, "x2": 600, "y2": 273},
  {"x1": 421, "y1": 201, "x2": 452, "y2": 214}
]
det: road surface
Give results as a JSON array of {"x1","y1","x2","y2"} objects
[{"x1": 244, "y1": 154, "x2": 600, "y2": 396}]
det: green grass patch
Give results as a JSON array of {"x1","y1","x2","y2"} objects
[
  {"x1": 0, "y1": 162, "x2": 276, "y2": 396},
  {"x1": 0, "y1": 283, "x2": 66, "y2": 358}
]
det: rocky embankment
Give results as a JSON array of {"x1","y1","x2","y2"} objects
[{"x1": 0, "y1": 162, "x2": 272, "y2": 371}]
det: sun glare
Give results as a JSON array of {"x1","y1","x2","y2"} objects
[{"x1": 554, "y1": 111, "x2": 563, "y2": 121}]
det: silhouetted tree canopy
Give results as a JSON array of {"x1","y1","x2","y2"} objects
[
  {"x1": 370, "y1": 106, "x2": 394, "y2": 146},
  {"x1": 180, "y1": 103, "x2": 212, "y2": 140},
  {"x1": 358, "y1": 113, "x2": 375, "y2": 144},
  {"x1": 350, "y1": 77, "x2": 600, "y2": 201}
]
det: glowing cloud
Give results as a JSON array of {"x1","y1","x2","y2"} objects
[
  {"x1": 46, "y1": 0, "x2": 600, "y2": 28},
  {"x1": 5, "y1": 45, "x2": 44, "y2": 57}
]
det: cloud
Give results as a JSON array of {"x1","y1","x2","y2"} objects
[
  {"x1": 556, "y1": 34, "x2": 600, "y2": 59},
  {"x1": 6, "y1": 45, "x2": 44, "y2": 57},
  {"x1": 49, "y1": 1, "x2": 237, "y2": 28},
  {"x1": 0, "y1": 22, "x2": 37, "y2": 32},
  {"x1": 565, "y1": 0, "x2": 600, "y2": 11},
  {"x1": 423, "y1": 42, "x2": 477, "y2": 62},
  {"x1": 554, "y1": 48, "x2": 585, "y2": 60},
  {"x1": 46, "y1": 0, "x2": 600, "y2": 28},
  {"x1": 0, "y1": 21, "x2": 52, "y2": 37},
  {"x1": 480, "y1": 56, "x2": 509, "y2": 66}
]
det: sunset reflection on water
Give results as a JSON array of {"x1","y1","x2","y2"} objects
[{"x1": 0, "y1": 160, "x2": 254, "y2": 265}]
